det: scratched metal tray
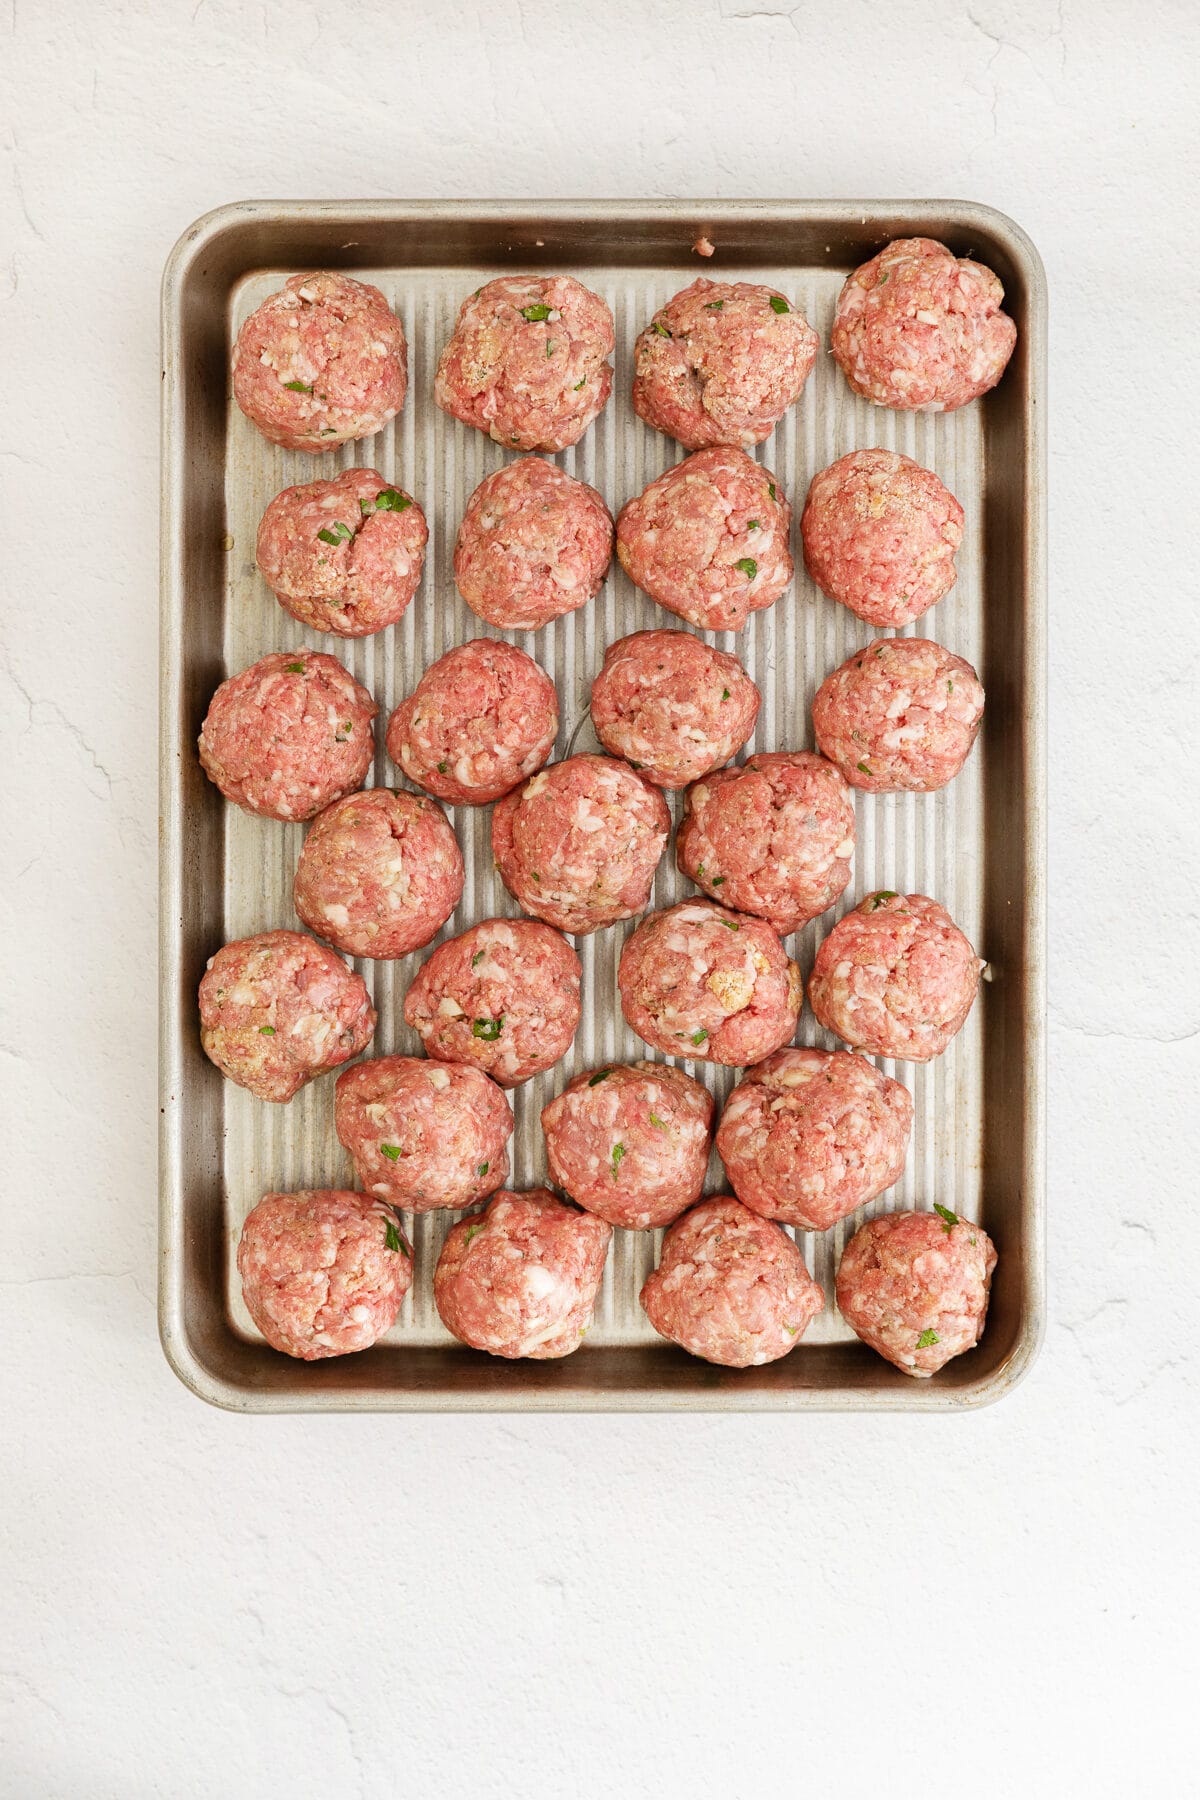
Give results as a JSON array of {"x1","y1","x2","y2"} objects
[{"x1": 160, "y1": 200, "x2": 1045, "y2": 1411}]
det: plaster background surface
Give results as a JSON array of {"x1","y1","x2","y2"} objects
[{"x1": 2, "y1": 3, "x2": 1196, "y2": 1794}]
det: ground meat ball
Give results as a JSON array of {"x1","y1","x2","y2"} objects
[
  {"x1": 800, "y1": 450, "x2": 964, "y2": 629},
  {"x1": 677, "y1": 751, "x2": 856, "y2": 936},
  {"x1": 434, "y1": 1189, "x2": 612, "y2": 1359},
  {"x1": 618, "y1": 901, "x2": 801, "y2": 1068},
  {"x1": 541, "y1": 1062, "x2": 714, "y2": 1230},
  {"x1": 813, "y1": 637, "x2": 985, "y2": 792},
  {"x1": 590, "y1": 630, "x2": 760, "y2": 790},
  {"x1": 403, "y1": 917, "x2": 582, "y2": 1087},
  {"x1": 453, "y1": 458, "x2": 614, "y2": 631},
  {"x1": 386, "y1": 640, "x2": 558, "y2": 806},
  {"x1": 492, "y1": 754, "x2": 670, "y2": 936},
  {"x1": 237, "y1": 1189, "x2": 412, "y2": 1360},
  {"x1": 334, "y1": 1055, "x2": 512, "y2": 1213},
  {"x1": 256, "y1": 468, "x2": 427, "y2": 638},
  {"x1": 616, "y1": 447, "x2": 792, "y2": 633},
  {"x1": 640, "y1": 1195, "x2": 822, "y2": 1367},
  {"x1": 198, "y1": 650, "x2": 376, "y2": 822},
  {"x1": 716, "y1": 1048, "x2": 912, "y2": 1232},
  {"x1": 199, "y1": 929, "x2": 375, "y2": 1103},
  {"x1": 293, "y1": 788, "x2": 463, "y2": 960},
  {"x1": 633, "y1": 278, "x2": 819, "y2": 450},
  {"x1": 831, "y1": 237, "x2": 1017, "y2": 412},
  {"x1": 232, "y1": 272, "x2": 407, "y2": 452},
  {"x1": 808, "y1": 892, "x2": 982, "y2": 1062},
  {"x1": 836, "y1": 1208, "x2": 998, "y2": 1376},
  {"x1": 435, "y1": 276, "x2": 614, "y2": 452}
]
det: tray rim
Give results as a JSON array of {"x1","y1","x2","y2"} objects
[{"x1": 159, "y1": 197, "x2": 1047, "y2": 1414}]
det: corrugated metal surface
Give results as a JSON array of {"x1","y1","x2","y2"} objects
[{"x1": 161, "y1": 200, "x2": 1045, "y2": 1409}]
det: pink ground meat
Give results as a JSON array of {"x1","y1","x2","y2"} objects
[
  {"x1": 198, "y1": 650, "x2": 376, "y2": 822},
  {"x1": 831, "y1": 237, "x2": 1017, "y2": 412},
  {"x1": 453, "y1": 457, "x2": 614, "y2": 631},
  {"x1": 836, "y1": 1208, "x2": 998, "y2": 1376},
  {"x1": 589, "y1": 629, "x2": 760, "y2": 790},
  {"x1": 716, "y1": 1048, "x2": 912, "y2": 1232},
  {"x1": 434, "y1": 1189, "x2": 612, "y2": 1359},
  {"x1": 256, "y1": 468, "x2": 427, "y2": 638},
  {"x1": 199, "y1": 929, "x2": 375, "y2": 1103},
  {"x1": 492, "y1": 754, "x2": 670, "y2": 936},
  {"x1": 677, "y1": 751, "x2": 856, "y2": 936},
  {"x1": 237, "y1": 1188, "x2": 413, "y2": 1360},
  {"x1": 232, "y1": 272, "x2": 407, "y2": 451},
  {"x1": 334, "y1": 1054, "x2": 512, "y2": 1213},
  {"x1": 632, "y1": 278, "x2": 819, "y2": 450},
  {"x1": 541, "y1": 1061, "x2": 714, "y2": 1230},
  {"x1": 808, "y1": 891, "x2": 982, "y2": 1062},
  {"x1": 640, "y1": 1195, "x2": 822, "y2": 1367},
  {"x1": 616, "y1": 447, "x2": 792, "y2": 633},
  {"x1": 618, "y1": 900, "x2": 802, "y2": 1068},
  {"x1": 812, "y1": 636, "x2": 985, "y2": 792},
  {"x1": 293, "y1": 787, "x2": 463, "y2": 960},
  {"x1": 403, "y1": 916, "x2": 582, "y2": 1087},
  {"x1": 386, "y1": 639, "x2": 559, "y2": 806},
  {"x1": 435, "y1": 276, "x2": 615, "y2": 451},
  {"x1": 800, "y1": 449, "x2": 964, "y2": 629}
]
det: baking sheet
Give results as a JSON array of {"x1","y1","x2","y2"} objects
[{"x1": 160, "y1": 200, "x2": 1046, "y2": 1409}]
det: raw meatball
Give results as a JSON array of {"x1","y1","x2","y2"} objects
[
  {"x1": 541, "y1": 1062, "x2": 714, "y2": 1230},
  {"x1": 800, "y1": 450, "x2": 964, "y2": 628},
  {"x1": 813, "y1": 637, "x2": 985, "y2": 792},
  {"x1": 836, "y1": 1208, "x2": 998, "y2": 1376},
  {"x1": 831, "y1": 237, "x2": 1017, "y2": 412},
  {"x1": 590, "y1": 630, "x2": 760, "y2": 790},
  {"x1": 256, "y1": 468, "x2": 427, "y2": 638},
  {"x1": 386, "y1": 639, "x2": 559, "y2": 805},
  {"x1": 334, "y1": 1054, "x2": 512, "y2": 1213},
  {"x1": 434, "y1": 1189, "x2": 612, "y2": 1359},
  {"x1": 808, "y1": 892, "x2": 982, "y2": 1062},
  {"x1": 199, "y1": 929, "x2": 375, "y2": 1103},
  {"x1": 616, "y1": 447, "x2": 792, "y2": 633},
  {"x1": 640, "y1": 1195, "x2": 822, "y2": 1367},
  {"x1": 677, "y1": 751, "x2": 856, "y2": 936},
  {"x1": 633, "y1": 278, "x2": 819, "y2": 450},
  {"x1": 716, "y1": 1048, "x2": 912, "y2": 1232},
  {"x1": 232, "y1": 271, "x2": 407, "y2": 451},
  {"x1": 293, "y1": 787, "x2": 463, "y2": 960},
  {"x1": 403, "y1": 916, "x2": 582, "y2": 1087},
  {"x1": 453, "y1": 458, "x2": 614, "y2": 631},
  {"x1": 618, "y1": 901, "x2": 801, "y2": 1067},
  {"x1": 237, "y1": 1189, "x2": 412, "y2": 1360},
  {"x1": 492, "y1": 754, "x2": 670, "y2": 936},
  {"x1": 198, "y1": 650, "x2": 376, "y2": 821},
  {"x1": 436, "y1": 276, "x2": 614, "y2": 452}
]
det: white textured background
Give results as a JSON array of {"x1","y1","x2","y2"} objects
[{"x1": 2, "y1": 2, "x2": 1197, "y2": 1794}]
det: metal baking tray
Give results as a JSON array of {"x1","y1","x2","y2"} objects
[{"x1": 160, "y1": 200, "x2": 1045, "y2": 1411}]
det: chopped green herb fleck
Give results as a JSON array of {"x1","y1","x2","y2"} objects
[
  {"x1": 520, "y1": 302, "x2": 551, "y2": 322},
  {"x1": 334, "y1": 721, "x2": 353, "y2": 741},
  {"x1": 473, "y1": 287, "x2": 483, "y2": 298},
  {"x1": 573, "y1": 377, "x2": 586, "y2": 390},
  {"x1": 734, "y1": 557, "x2": 757, "y2": 578},
  {"x1": 947, "y1": 679, "x2": 955, "y2": 693},
  {"x1": 588, "y1": 1069, "x2": 614, "y2": 1086},
  {"x1": 384, "y1": 1219, "x2": 412, "y2": 1257},
  {"x1": 437, "y1": 761, "x2": 448, "y2": 773},
  {"x1": 258, "y1": 1025, "x2": 276, "y2": 1035},
  {"x1": 934, "y1": 1204, "x2": 959, "y2": 1232},
  {"x1": 477, "y1": 1162, "x2": 489, "y2": 1178},
  {"x1": 690, "y1": 1029, "x2": 708, "y2": 1047},
  {"x1": 746, "y1": 519, "x2": 760, "y2": 531},
  {"x1": 546, "y1": 339, "x2": 554, "y2": 357},
  {"x1": 628, "y1": 760, "x2": 644, "y2": 769},
  {"x1": 317, "y1": 521, "x2": 353, "y2": 546},
  {"x1": 769, "y1": 295, "x2": 790, "y2": 314},
  {"x1": 472, "y1": 1016, "x2": 503, "y2": 1041},
  {"x1": 380, "y1": 1143, "x2": 403, "y2": 1162},
  {"x1": 471, "y1": 950, "x2": 485, "y2": 968},
  {"x1": 783, "y1": 1324, "x2": 800, "y2": 1337},
  {"x1": 651, "y1": 319, "x2": 671, "y2": 337},
  {"x1": 720, "y1": 688, "x2": 730, "y2": 701},
  {"x1": 768, "y1": 482, "x2": 777, "y2": 500},
  {"x1": 285, "y1": 661, "x2": 306, "y2": 674},
  {"x1": 283, "y1": 378, "x2": 312, "y2": 392},
  {"x1": 866, "y1": 891, "x2": 898, "y2": 909},
  {"x1": 320, "y1": 428, "x2": 338, "y2": 436},
  {"x1": 705, "y1": 299, "x2": 724, "y2": 310},
  {"x1": 373, "y1": 488, "x2": 411, "y2": 513},
  {"x1": 710, "y1": 875, "x2": 725, "y2": 886},
  {"x1": 464, "y1": 1221, "x2": 484, "y2": 1246},
  {"x1": 610, "y1": 1142, "x2": 625, "y2": 1176},
  {"x1": 877, "y1": 270, "x2": 890, "y2": 286},
  {"x1": 916, "y1": 1327, "x2": 940, "y2": 1348},
  {"x1": 695, "y1": 863, "x2": 704, "y2": 879},
  {"x1": 857, "y1": 761, "x2": 873, "y2": 775},
  {"x1": 648, "y1": 1112, "x2": 668, "y2": 1129},
  {"x1": 720, "y1": 918, "x2": 740, "y2": 932}
]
